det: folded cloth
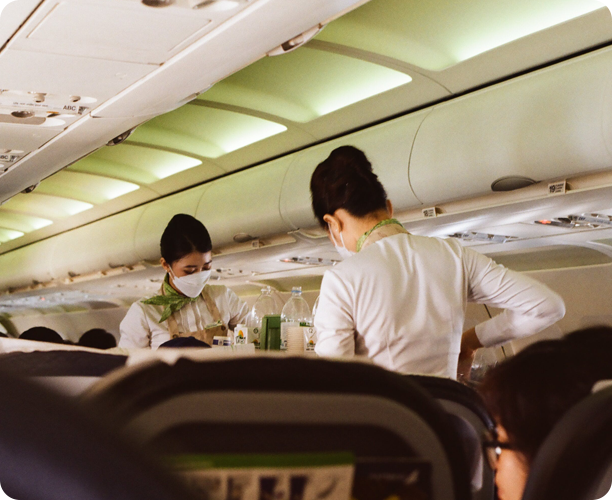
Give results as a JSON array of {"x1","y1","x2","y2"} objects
[{"x1": 159, "y1": 336, "x2": 211, "y2": 349}]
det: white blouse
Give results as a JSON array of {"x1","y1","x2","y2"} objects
[
  {"x1": 314, "y1": 233, "x2": 565, "y2": 378},
  {"x1": 119, "y1": 284, "x2": 249, "y2": 349}
]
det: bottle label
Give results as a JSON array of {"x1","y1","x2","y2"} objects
[
  {"x1": 280, "y1": 321, "x2": 299, "y2": 350},
  {"x1": 304, "y1": 327, "x2": 317, "y2": 351}
]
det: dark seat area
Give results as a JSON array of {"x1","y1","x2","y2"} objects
[
  {"x1": 408, "y1": 375, "x2": 496, "y2": 500},
  {"x1": 522, "y1": 385, "x2": 612, "y2": 500},
  {"x1": 84, "y1": 357, "x2": 473, "y2": 500},
  {"x1": 0, "y1": 368, "x2": 196, "y2": 500},
  {"x1": 0, "y1": 350, "x2": 127, "y2": 377}
]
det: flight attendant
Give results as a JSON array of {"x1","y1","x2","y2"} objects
[
  {"x1": 310, "y1": 146, "x2": 566, "y2": 379},
  {"x1": 119, "y1": 214, "x2": 249, "y2": 349}
]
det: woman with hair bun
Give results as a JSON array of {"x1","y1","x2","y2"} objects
[
  {"x1": 119, "y1": 214, "x2": 248, "y2": 349},
  {"x1": 310, "y1": 145, "x2": 566, "y2": 379}
]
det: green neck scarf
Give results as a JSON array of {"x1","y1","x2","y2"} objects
[
  {"x1": 142, "y1": 275, "x2": 199, "y2": 323},
  {"x1": 356, "y1": 218, "x2": 405, "y2": 253}
]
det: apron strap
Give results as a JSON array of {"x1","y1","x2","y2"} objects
[
  {"x1": 200, "y1": 289, "x2": 222, "y2": 323},
  {"x1": 160, "y1": 284, "x2": 181, "y2": 339}
]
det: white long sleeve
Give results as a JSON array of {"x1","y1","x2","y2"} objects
[
  {"x1": 464, "y1": 248, "x2": 565, "y2": 347},
  {"x1": 314, "y1": 233, "x2": 565, "y2": 377}
]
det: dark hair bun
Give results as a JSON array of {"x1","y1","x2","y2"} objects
[
  {"x1": 160, "y1": 214, "x2": 212, "y2": 264},
  {"x1": 310, "y1": 146, "x2": 388, "y2": 227}
]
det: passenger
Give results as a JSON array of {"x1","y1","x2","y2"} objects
[
  {"x1": 310, "y1": 146, "x2": 565, "y2": 379},
  {"x1": 119, "y1": 214, "x2": 249, "y2": 349},
  {"x1": 479, "y1": 326, "x2": 612, "y2": 500},
  {"x1": 78, "y1": 328, "x2": 117, "y2": 350},
  {"x1": 19, "y1": 326, "x2": 64, "y2": 344}
]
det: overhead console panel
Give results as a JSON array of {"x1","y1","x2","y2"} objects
[{"x1": 410, "y1": 47, "x2": 612, "y2": 205}]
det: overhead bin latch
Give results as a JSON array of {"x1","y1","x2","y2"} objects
[{"x1": 267, "y1": 24, "x2": 325, "y2": 56}]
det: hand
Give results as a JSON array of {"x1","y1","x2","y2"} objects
[
  {"x1": 457, "y1": 348, "x2": 476, "y2": 383},
  {"x1": 458, "y1": 326, "x2": 483, "y2": 383}
]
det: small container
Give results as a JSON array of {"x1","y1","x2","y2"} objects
[
  {"x1": 212, "y1": 336, "x2": 231, "y2": 347},
  {"x1": 304, "y1": 327, "x2": 317, "y2": 352},
  {"x1": 234, "y1": 324, "x2": 248, "y2": 345}
]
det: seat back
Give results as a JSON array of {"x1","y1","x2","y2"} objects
[
  {"x1": 0, "y1": 368, "x2": 195, "y2": 500},
  {"x1": 522, "y1": 386, "x2": 612, "y2": 500},
  {"x1": 0, "y1": 350, "x2": 127, "y2": 395},
  {"x1": 84, "y1": 357, "x2": 473, "y2": 500},
  {"x1": 408, "y1": 375, "x2": 496, "y2": 500}
]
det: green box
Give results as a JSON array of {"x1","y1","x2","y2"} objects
[{"x1": 260, "y1": 314, "x2": 281, "y2": 350}]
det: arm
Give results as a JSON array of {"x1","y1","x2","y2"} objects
[
  {"x1": 118, "y1": 303, "x2": 152, "y2": 348},
  {"x1": 464, "y1": 248, "x2": 566, "y2": 347},
  {"x1": 225, "y1": 287, "x2": 250, "y2": 331},
  {"x1": 314, "y1": 270, "x2": 356, "y2": 358}
]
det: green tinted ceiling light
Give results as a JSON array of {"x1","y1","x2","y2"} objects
[
  {"x1": 130, "y1": 107, "x2": 287, "y2": 158},
  {"x1": 0, "y1": 228, "x2": 24, "y2": 243},
  {"x1": 2, "y1": 194, "x2": 93, "y2": 219},
  {"x1": 316, "y1": 0, "x2": 607, "y2": 71},
  {"x1": 0, "y1": 213, "x2": 53, "y2": 232},
  {"x1": 70, "y1": 145, "x2": 202, "y2": 183},
  {"x1": 201, "y1": 49, "x2": 412, "y2": 122}
]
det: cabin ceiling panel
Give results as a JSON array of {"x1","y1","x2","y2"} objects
[
  {"x1": 0, "y1": 49, "x2": 154, "y2": 103},
  {"x1": 5, "y1": 0, "x2": 246, "y2": 65},
  {"x1": 0, "y1": 124, "x2": 58, "y2": 154},
  {"x1": 316, "y1": 0, "x2": 607, "y2": 72},
  {"x1": 129, "y1": 106, "x2": 288, "y2": 160},
  {"x1": 0, "y1": 0, "x2": 40, "y2": 49}
]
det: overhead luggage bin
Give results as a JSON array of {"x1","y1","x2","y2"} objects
[
  {"x1": 49, "y1": 206, "x2": 147, "y2": 280},
  {"x1": 280, "y1": 111, "x2": 428, "y2": 231},
  {"x1": 197, "y1": 156, "x2": 295, "y2": 247},
  {"x1": 410, "y1": 47, "x2": 612, "y2": 206},
  {"x1": 135, "y1": 187, "x2": 207, "y2": 263},
  {"x1": 0, "y1": 235, "x2": 59, "y2": 290}
]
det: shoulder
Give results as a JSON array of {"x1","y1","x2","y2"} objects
[{"x1": 121, "y1": 298, "x2": 157, "y2": 327}]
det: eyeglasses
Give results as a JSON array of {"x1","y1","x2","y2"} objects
[{"x1": 483, "y1": 438, "x2": 515, "y2": 470}]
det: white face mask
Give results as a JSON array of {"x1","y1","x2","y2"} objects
[
  {"x1": 328, "y1": 224, "x2": 355, "y2": 260},
  {"x1": 169, "y1": 268, "x2": 211, "y2": 298}
]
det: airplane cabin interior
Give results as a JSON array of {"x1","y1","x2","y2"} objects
[{"x1": 0, "y1": 0, "x2": 612, "y2": 499}]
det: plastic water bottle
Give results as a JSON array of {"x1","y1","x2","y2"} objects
[
  {"x1": 247, "y1": 287, "x2": 278, "y2": 349},
  {"x1": 280, "y1": 287, "x2": 312, "y2": 351}
]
